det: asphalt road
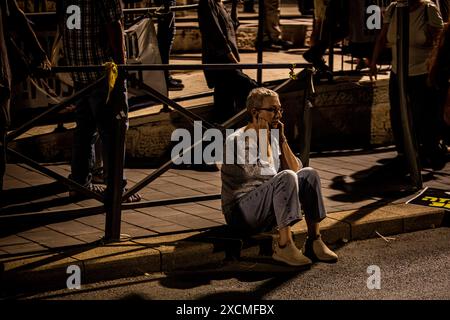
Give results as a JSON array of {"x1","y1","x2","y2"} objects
[{"x1": 25, "y1": 228, "x2": 450, "y2": 300}]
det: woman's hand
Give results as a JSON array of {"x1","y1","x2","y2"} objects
[
  {"x1": 276, "y1": 120, "x2": 287, "y2": 142},
  {"x1": 255, "y1": 114, "x2": 271, "y2": 158}
]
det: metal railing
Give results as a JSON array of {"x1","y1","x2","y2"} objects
[
  {"x1": 5, "y1": 0, "x2": 421, "y2": 245},
  {"x1": 4, "y1": 62, "x2": 315, "y2": 242}
]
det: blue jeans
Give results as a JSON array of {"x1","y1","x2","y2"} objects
[
  {"x1": 71, "y1": 79, "x2": 128, "y2": 189},
  {"x1": 225, "y1": 167, "x2": 327, "y2": 234}
]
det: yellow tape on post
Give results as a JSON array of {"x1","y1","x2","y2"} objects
[
  {"x1": 104, "y1": 61, "x2": 118, "y2": 104},
  {"x1": 289, "y1": 64, "x2": 297, "y2": 80}
]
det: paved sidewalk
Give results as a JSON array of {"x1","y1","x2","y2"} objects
[
  {"x1": 1, "y1": 5, "x2": 449, "y2": 293},
  {"x1": 2, "y1": 147, "x2": 446, "y2": 251},
  {"x1": 1, "y1": 147, "x2": 449, "y2": 295}
]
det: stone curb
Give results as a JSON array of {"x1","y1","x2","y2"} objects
[{"x1": 0, "y1": 204, "x2": 448, "y2": 296}]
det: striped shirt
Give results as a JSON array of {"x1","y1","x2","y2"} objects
[{"x1": 58, "y1": 0, "x2": 124, "y2": 84}]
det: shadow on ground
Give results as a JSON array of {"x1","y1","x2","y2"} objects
[
  {"x1": 0, "y1": 182, "x2": 68, "y2": 208},
  {"x1": 326, "y1": 154, "x2": 449, "y2": 226},
  {"x1": 328, "y1": 155, "x2": 443, "y2": 203}
]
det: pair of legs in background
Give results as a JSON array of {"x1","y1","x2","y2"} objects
[
  {"x1": 154, "y1": 0, "x2": 184, "y2": 90},
  {"x1": 71, "y1": 79, "x2": 140, "y2": 203},
  {"x1": 389, "y1": 72, "x2": 447, "y2": 171},
  {"x1": 261, "y1": 0, "x2": 293, "y2": 50}
]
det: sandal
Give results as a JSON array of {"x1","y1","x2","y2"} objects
[
  {"x1": 123, "y1": 189, "x2": 142, "y2": 203},
  {"x1": 69, "y1": 183, "x2": 106, "y2": 199}
]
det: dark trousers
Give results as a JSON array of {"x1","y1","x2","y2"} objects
[
  {"x1": 297, "y1": 0, "x2": 314, "y2": 14},
  {"x1": 155, "y1": 0, "x2": 176, "y2": 79},
  {"x1": 212, "y1": 70, "x2": 258, "y2": 123},
  {"x1": 0, "y1": 95, "x2": 7, "y2": 192},
  {"x1": 437, "y1": 0, "x2": 449, "y2": 22},
  {"x1": 389, "y1": 72, "x2": 442, "y2": 158},
  {"x1": 437, "y1": 83, "x2": 450, "y2": 145},
  {"x1": 0, "y1": 127, "x2": 5, "y2": 191},
  {"x1": 71, "y1": 79, "x2": 128, "y2": 189}
]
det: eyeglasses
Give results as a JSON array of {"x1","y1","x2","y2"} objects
[{"x1": 258, "y1": 107, "x2": 283, "y2": 114}]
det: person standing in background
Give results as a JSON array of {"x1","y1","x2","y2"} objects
[
  {"x1": 0, "y1": 0, "x2": 51, "y2": 193},
  {"x1": 154, "y1": 0, "x2": 185, "y2": 90},
  {"x1": 57, "y1": 0, "x2": 141, "y2": 202},
  {"x1": 428, "y1": 20, "x2": 450, "y2": 153},
  {"x1": 261, "y1": 0, "x2": 294, "y2": 50},
  {"x1": 371, "y1": 0, "x2": 445, "y2": 170},
  {"x1": 198, "y1": 0, "x2": 258, "y2": 123}
]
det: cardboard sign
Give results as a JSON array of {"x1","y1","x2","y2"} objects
[{"x1": 406, "y1": 187, "x2": 450, "y2": 211}]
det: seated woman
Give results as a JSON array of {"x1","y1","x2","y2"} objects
[{"x1": 220, "y1": 88, "x2": 338, "y2": 267}]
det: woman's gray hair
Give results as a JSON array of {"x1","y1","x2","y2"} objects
[{"x1": 246, "y1": 87, "x2": 278, "y2": 113}]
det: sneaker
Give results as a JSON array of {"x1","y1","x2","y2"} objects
[
  {"x1": 272, "y1": 240, "x2": 312, "y2": 267},
  {"x1": 303, "y1": 235, "x2": 338, "y2": 263}
]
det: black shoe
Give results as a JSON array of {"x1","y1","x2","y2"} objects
[
  {"x1": 421, "y1": 143, "x2": 448, "y2": 171},
  {"x1": 169, "y1": 76, "x2": 183, "y2": 84},
  {"x1": 260, "y1": 40, "x2": 282, "y2": 51},
  {"x1": 167, "y1": 77, "x2": 184, "y2": 91},
  {"x1": 303, "y1": 49, "x2": 331, "y2": 72},
  {"x1": 273, "y1": 39, "x2": 294, "y2": 50},
  {"x1": 355, "y1": 59, "x2": 369, "y2": 71},
  {"x1": 243, "y1": 7, "x2": 256, "y2": 13},
  {"x1": 92, "y1": 167, "x2": 105, "y2": 184}
]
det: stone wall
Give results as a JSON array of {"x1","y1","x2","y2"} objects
[{"x1": 9, "y1": 77, "x2": 393, "y2": 164}]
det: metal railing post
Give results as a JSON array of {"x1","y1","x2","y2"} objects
[
  {"x1": 104, "y1": 74, "x2": 128, "y2": 241},
  {"x1": 396, "y1": 0, "x2": 422, "y2": 189},
  {"x1": 299, "y1": 68, "x2": 315, "y2": 167}
]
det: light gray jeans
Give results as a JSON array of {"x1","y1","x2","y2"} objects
[{"x1": 226, "y1": 167, "x2": 327, "y2": 234}]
